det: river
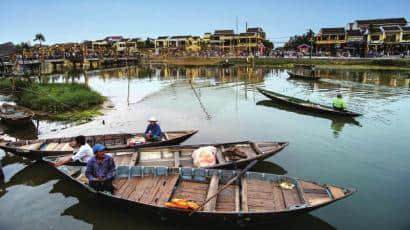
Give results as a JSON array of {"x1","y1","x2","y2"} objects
[{"x1": 1, "y1": 65, "x2": 410, "y2": 229}]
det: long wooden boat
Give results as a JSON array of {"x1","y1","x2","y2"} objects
[
  {"x1": 257, "y1": 87, "x2": 362, "y2": 117},
  {"x1": 44, "y1": 141, "x2": 289, "y2": 169},
  {"x1": 0, "y1": 103, "x2": 35, "y2": 126},
  {"x1": 256, "y1": 100, "x2": 361, "y2": 127},
  {"x1": 44, "y1": 163, "x2": 355, "y2": 226},
  {"x1": 0, "y1": 130, "x2": 198, "y2": 159},
  {"x1": 287, "y1": 71, "x2": 321, "y2": 80}
]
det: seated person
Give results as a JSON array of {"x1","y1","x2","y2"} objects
[
  {"x1": 85, "y1": 144, "x2": 116, "y2": 193},
  {"x1": 143, "y1": 117, "x2": 162, "y2": 142},
  {"x1": 54, "y1": 135, "x2": 93, "y2": 167},
  {"x1": 332, "y1": 93, "x2": 347, "y2": 111}
]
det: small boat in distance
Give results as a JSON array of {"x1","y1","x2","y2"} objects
[
  {"x1": 44, "y1": 141, "x2": 289, "y2": 169},
  {"x1": 257, "y1": 88, "x2": 362, "y2": 117},
  {"x1": 0, "y1": 103, "x2": 35, "y2": 126},
  {"x1": 287, "y1": 71, "x2": 321, "y2": 80},
  {"x1": 43, "y1": 163, "x2": 356, "y2": 226},
  {"x1": 287, "y1": 64, "x2": 320, "y2": 80},
  {"x1": 0, "y1": 130, "x2": 198, "y2": 159}
]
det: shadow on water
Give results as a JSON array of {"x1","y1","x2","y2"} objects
[
  {"x1": 251, "y1": 160, "x2": 287, "y2": 175},
  {"x1": 0, "y1": 121, "x2": 38, "y2": 140}
]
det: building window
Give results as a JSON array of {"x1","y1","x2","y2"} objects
[
  {"x1": 330, "y1": 35, "x2": 337, "y2": 40},
  {"x1": 403, "y1": 34, "x2": 410, "y2": 40},
  {"x1": 371, "y1": 35, "x2": 380, "y2": 41},
  {"x1": 339, "y1": 35, "x2": 345, "y2": 40}
]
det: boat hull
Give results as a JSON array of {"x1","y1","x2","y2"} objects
[
  {"x1": 257, "y1": 88, "x2": 361, "y2": 117},
  {"x1": 0, "y1": 130, "x2": 198, "y2": 159},
  {"x1": 287, "y1": 71, "x2": 321, "y2": 80}
]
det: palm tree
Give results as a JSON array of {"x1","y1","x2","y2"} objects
[{"x1": 33, "y1": 33, "x2": 45, "y2": 47}]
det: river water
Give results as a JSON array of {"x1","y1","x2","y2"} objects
[{"x1": 1, "y1": 65, "x2": 410, "y2": 230}]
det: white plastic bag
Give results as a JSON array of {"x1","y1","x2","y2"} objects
[{"x1": 192, "y1": 146, "x2": 217, "y2": 167}]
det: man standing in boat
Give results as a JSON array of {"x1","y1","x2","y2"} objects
[
  {"x1": 86, "y1": 144, "x2": 116, "y2": 193},
  {"x1": 332, "y1": 94, "x2": 347, "y2": 111},
  {"x1": 54, "y1": 135, "x2": 94, "y2": 166},
  {"x1": 144, "y1": 117, "x2": 162, "y2": 142}
]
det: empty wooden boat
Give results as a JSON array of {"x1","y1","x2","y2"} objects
[
  {"x1": 287, "y1": 71, "x2": 321, "y2": 80},
  {"x1": 257, "y1": 88, "x2": 362, "y2": 117},
  {"x1": 44, "y1": 164, "x2": 355, "y2": 226},
  {"x1": 0, "y1": 130, "x2": 198, "y2": 159},
  {"x1": 0, "y1": 103, "x2": 35, "y2": 126},
  {"x1": 44, "y1": 141, "x2": 289, "y2": 169}
]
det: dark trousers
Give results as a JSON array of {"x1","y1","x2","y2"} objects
[
  {"x1": 332, "y1": 106, "x2": 345, "y2": 111},
  {"x1": 90, "y1": 179, "x2": 114, "y2": 193}
]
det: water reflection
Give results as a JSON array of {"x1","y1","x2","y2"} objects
[
  {"x1": 0, "y1": 122, "x2": 38, "y2": 140},
  {"x1": 251, "y1": 160, "x2": 288, "y2": 175},
  {"x1": 256, "y1": 100, "x2": 361, "y2": 138},
  {"x1": 317, "y1": 69, "x2": 410, "y2": 87}
]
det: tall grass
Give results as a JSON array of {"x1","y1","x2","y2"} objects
[{"x1": 0, "y1": 79, "x2": 104, "y2": 114}]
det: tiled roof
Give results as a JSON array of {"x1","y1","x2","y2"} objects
[
  {"x1": 369, "y1": 27, "x2": 382, "y2": 33},
  {"x1": 0, "y1": 42, "x2": 17, "y2": 57},
  {"x1": 382, "y1": 26, "x2": 401, "y2": 32},
  {"x1": 247, "y1": 27, "x2": 264, "y2": 33},
  {"x1": 239, "y1": 32, "x2": 257, "y2": 36},
  {"x1": 320, "y1": 27, "x2": 346, "y2": 34},
  {"x1": 402, "y1": 26, "x2": 410, "y2": 31},
  {"x1": 214, "y1": 30, "x2": 234, "y2": 35},
  {"x1": 347, "y1": 30, "x2": 363, "y2": 36},
  {"x1": 356, "y1": 18, "x2": 407, "y2": 26},
  {"x1": 170, "y1": 35, "x2": 192, "y2": 39},
  {"x1": 157, "y1": 36, "x2": 169, "y2": 40}
]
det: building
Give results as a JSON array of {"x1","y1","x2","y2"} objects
[
  {"x1": 315, "y1": 27, "x2": 346, "y2": 56},
  {"x1": 315, "y1": 17, "x2": 409, "y2": 56},
  {"x1": 297, "y1": 44, "x2": 311, "y2": 54}
]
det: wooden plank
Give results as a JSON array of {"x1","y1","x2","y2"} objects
[
  {"x1": 272, "y1": 184, "x2": 286, "y2": 211},
  {"x1": 113, "y1": 178, "x2": 128, "y2": 191},
  {"x1": 204, "y1": 175, "x2": 219, "y2": 212},
  {"x1": 281, "y1": 186, "x2": 302, "y2": 208},
  {"x1": 327, "y1": 185, "x2": 345, "y2": 199},
  {"x1": 241, "y1": 177, "x2": 248, "y2": 212},
  {"x1": 21, "y1": 142, "x2": 43, "y2": 150},
  {"x1": 235, "y1": 185, "x2": 240, "y2": 212},
  {"x1": 119, "y1": 177, "x2": 141, "y2": 199},
  {"x1": 129, "y1": 152, "x2": 139, "y2": 166},
  {"x1": 215, "y1": 149, "x2": 226, "y2": 164},
  {"x1": 174, "y1": 151, "x2": 180, "y2": 167},
  {"x1": 128, "y1": 176, "x2": 156, "y2": 202},
  {"x1": 140, "y1": 176, "x2": 166, "y2": 204},
  {"x1": 156, "y1": 175, "x2": 180, "y2": 206}
]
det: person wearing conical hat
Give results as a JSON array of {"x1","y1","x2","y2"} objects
[{"x1": 144, "y1": 116, "x2": 162, "y2": 142}]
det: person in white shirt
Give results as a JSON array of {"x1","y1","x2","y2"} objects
[{"x1": 54, "y1": 135, "x2": 94, "y2": 167}]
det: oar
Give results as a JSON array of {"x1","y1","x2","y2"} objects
[{"x1": 189, "y1": 158, "x2": 259, "y2": 215}]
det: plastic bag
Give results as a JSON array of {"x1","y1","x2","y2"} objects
[{"x1": 191, "y1": 146, "x2": 216, "y2": 167}]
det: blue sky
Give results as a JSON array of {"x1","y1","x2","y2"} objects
[{"x1": 0, "y1": 0, "x2": 409, "y2": 46}]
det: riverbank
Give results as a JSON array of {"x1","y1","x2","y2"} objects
[
  {"x1": 148, "y1": 56, "x2": 410, "y2": 70},
  {"x1": 0, "y1": 79, "x2": 105, "y2": 122}
]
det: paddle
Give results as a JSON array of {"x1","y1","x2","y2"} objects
[{"x1": 188, "y1": 158, "x2": 259, "y2": 215}]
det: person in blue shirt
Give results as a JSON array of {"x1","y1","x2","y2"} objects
[
  {"x1": 144, "y1": 116, "x2": 162, "y2": 142},
  {"x1": 86, "y1": 144, "x2": 116, "y2": 193}
]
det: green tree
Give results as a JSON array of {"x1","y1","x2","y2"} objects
[
  {"x1": 144, "y1": 38, "x2": 155, "y2": 48},
  {"x1": 33, "y1": 33, "x2": 46, "y2": 47},
  {"x1": 284, "y1": 29, "x2": 315, "y2": 51}
]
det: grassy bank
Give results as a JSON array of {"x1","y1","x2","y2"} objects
[
  {"x1": 0, "y1": 79, "x2": 105, "y2": 122},
  {"x1": 149, "y1": 56, "x2": 410, "y2": 70}
]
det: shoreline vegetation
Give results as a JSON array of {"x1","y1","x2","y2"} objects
[
  {"x1": 147, "y1": 56, "x2": 410, "y2": 70},
  {"x1": 0, "y1": 79, "x2": 104, "y2": 122}
]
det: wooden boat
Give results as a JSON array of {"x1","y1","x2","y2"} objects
[
  {"x1": 287, "y1": 71, "x2": 321, "y2": 80},
  {"x1": 0, "y1": 130, "x2": 198, "y2": 159},
  {"x1": 0, "y1": 103, "x2": 35, "y2": 126},
  {"x1": 43, "y1": 163, "x2": 355, "y2": 226},
  {"x1": 257, "y1": 88, "x2": 362, "y2": 117},
  {"x1": 44, "y1": 141, "x2": 289, "y2": 169},
  {"x1": 256, "y1": 100, "x2": 362, "y2": 127}
]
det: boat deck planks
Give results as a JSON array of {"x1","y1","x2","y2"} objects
[
  {"x1": 327, "y1": 185, "x2": 345, "y2": 199},
  {"x1": 204, "y1": 175, "x2": 219, "y2": 211},
  {"x1": 247, "y1": 179, "x2": 276, "y2": 211},
  {"x1": 172, "y1": 181, "x2": 208, "y2": 203},
  {"x1": 215, "y1": 184, "x2": 238, "y2": 212},
  {"x1": 299, "y1": 180, "x2": 331, "y2": 205},
  {"x1": 281, "y1": 185, "x2": 302, "y2": 208}
]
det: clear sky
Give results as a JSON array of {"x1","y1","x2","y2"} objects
[{"x1": 0, "y1": 0, "x2": 409, "y2": 46}]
